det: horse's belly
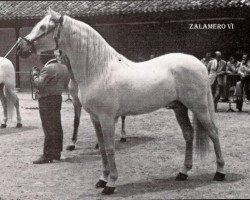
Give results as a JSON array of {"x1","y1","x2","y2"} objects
[{"x1": 118, "y1": 80, "x2": 176, "y2": 116}]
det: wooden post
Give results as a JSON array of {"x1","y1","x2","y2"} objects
[{"x1": 15, "y1": 27, "x2": 20, "y2": 89}]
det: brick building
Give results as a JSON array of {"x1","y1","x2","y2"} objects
[{"x1": 0, "y1": 0, "x2": 249, "y2": 89}]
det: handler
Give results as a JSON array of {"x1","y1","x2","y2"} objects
[{"x1": 32, "y1": 50, "x2": 69, "y2": 164}]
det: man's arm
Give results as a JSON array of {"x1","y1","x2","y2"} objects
[{"x1": 32, "y1": 66, "x2": 52, "y2": 89}]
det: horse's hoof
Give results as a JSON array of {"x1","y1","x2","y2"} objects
[
  {"x1": 66, "y1": 145, "x2": 75, "y2": 151},
  {"x1": 1, "y1": 124, "x2": 6, "y2": 128},
  {"x1": 120, "y1": 137, "x2": 126, "y2": 143},
  {"x1": 213, "y1": 172, "x2": 226, "y2": 181},
  {"x1": 102, "y1": 186, "x2": 115, "y2": 195},
  {"x1": 16, "y1": 123, "x2": 22, "y2": 128},
  {"x1": 175, "y1": 172, "x2": 188, "y2": 181},
  {"x1": 95, "y1": 143, "x2": 99, "y2": 149},
  {"x1": 95, "y1": 179, "x2": 107, "y2": 188}
]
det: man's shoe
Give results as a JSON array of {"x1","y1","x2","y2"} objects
[
  {"x1": 51, "y1": 153, "x2": 61, "y2": 161},
  {"x1": 33, "y1": 155, "x2": 53, "y2": 164}
]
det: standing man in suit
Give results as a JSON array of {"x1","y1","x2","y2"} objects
[
  {"x1": 32, "y1": 51, "x2": 69, "y2": 164},
  {"x1": 201, "y1": 52, "x2": 213, "y2": 72},
  {"x1": 207, "y1": 51, "x2": 227, "y2": 111},
  {"x1": 235, "y1": 54, "x2": 250, "y2": 111}
]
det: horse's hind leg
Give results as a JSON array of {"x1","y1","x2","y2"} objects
[
  {"x1": 66, "y1": 81, "x2": 82, "y2": 151},
  {"x1": 6, "y1": 89, "x2": 22, "y2": 128},
  {"x1": 0, "y1": 84, "x2": 8, "y2": 128},
  {"x1": 173, "y1": 103, "x2": 194, "y2": 180},
  {"x1": 194, "y1": 110, "x2": 225, "y2": 180},
  {"x1": 66, "y1": 103, "x2": 82, "y2": 151},
  {"x1": 120, "y1": 116, "x2": 126, "y2": 143}
]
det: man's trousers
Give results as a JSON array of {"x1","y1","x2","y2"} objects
[{"x1": 38, "y1": 95, "x2": 63, "y2": 158}]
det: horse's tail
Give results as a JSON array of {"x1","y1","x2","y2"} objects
[
  {"x1": 193, "y1": 84, "x2": 217, "y2": 158},
  {"x1": 3, "y1": 85, "x2": 15, "y2": 120}
]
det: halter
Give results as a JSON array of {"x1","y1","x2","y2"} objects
[{"x1": 21, "y1": 15, "x2": 64, "y2": 53}]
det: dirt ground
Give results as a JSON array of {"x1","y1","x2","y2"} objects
[{"x1": 0, "y1": 92, "x2": 249, "y2": 200}]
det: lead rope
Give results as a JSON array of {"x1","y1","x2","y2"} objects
[
  {"x1": 0, "y1": 37, "x2": 22, "y2": 65},
  {"x1": 30, "y1": 68, "x2": 38, "y2": 100}
]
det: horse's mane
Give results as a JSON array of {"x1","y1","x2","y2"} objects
[{"x1": 61, "y1": 15, "x2": 131, "y2": 83}]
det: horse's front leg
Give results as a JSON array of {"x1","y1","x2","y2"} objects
[
  {"x1": 91, "y1": 115, "x2": 110, "y2": 189},
  {"x1": 99, "y1": 115, "x2": 117, "y2": 195},
  {"x1": 0, "y1": 85, "x2": 8, "y2": 128},
  {"x1": 9, "y1": 91, "x2": 22, "y2": 128},
  {"x1": 95, "y1": 116, "x2": 126, "y2": 149},
  {"x1": 120, "y1": 116, "x2": 126, "y2": 143}
]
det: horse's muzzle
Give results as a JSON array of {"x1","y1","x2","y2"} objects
[{"x1": 17, "y1": 39, "x2": 33, "y2": 58}]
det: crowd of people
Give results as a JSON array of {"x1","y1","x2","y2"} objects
[{"x1": 201, "y1": 51, "x2": 250, "y2": 112}]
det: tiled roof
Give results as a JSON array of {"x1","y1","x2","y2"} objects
[{"x1": 0, "y1": 0, "x2": 249, "y2": 20}]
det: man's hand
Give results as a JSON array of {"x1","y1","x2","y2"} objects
[
  {"x1": 240, "y1": 73, "x2": 246, "y2": 79},
  {"x1": 32, "y1": 67, "x2": 40, "y2": 76}
]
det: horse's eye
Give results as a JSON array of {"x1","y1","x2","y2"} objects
[{"x1": 40, "y1": 25, "x2": 46, "y2": 31}]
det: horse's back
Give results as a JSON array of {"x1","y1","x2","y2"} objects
[
  {"x1": 142, "y1": 53, "x2": 208, "y2": 85},
  {"x1": 133, "y1": 53, "x2": 208, "y2": 88},
  {"x1": 140, "y1": 53, "x2": 206, "y2": 72}
]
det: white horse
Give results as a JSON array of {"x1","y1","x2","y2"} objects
[
  {"x1": 0, "y1": 57, "x2": 22, "y2": 128},
  {"x1": 17, "y1": 9, "x2": 225, "y2": 195}
]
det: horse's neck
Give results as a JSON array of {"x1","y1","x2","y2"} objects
[{"x1": 60, "y1": 16, "x2": 125, "y2": 87}]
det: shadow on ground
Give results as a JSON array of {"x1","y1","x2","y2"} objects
[
  {"x1": 0, "y1": 126, "x2": 38, "y2": 136},
  {"x1": 74, "y1": 136, "x2": 154, "y2": 152},
  {"x1": 63, "y1": 136, "x2": 155, "y2": 163},
  {"x1": 110, "y1": 173, "x2": 245, "y2": 198}
]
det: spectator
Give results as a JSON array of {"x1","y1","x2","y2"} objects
[
  {"x1": 226, "y1": 56, "x2": 240, "y2": 74},
  {"x1": 207, "y1": 51, "x2": 227, "y2": 111},
  {"x1": 235, "y1": 54, "x2": 250, "y2": 111},
  {"x1": 201, "y1": 52, "x2": 212, "y2": 72},
  {"x1": 224, "y1": 56, "x2": 240, "y2": 100}
]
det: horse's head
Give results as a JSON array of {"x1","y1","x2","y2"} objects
[{"x1": 17, "y1": 8, "x2": 63, "y2": 58}]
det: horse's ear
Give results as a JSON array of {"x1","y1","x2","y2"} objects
[
  {"x1": 48, "y1": 7, "x2": 61, "y2": 21},
  {"x1": 47, "y1": 7, "x2": 52, "y2": 15}
]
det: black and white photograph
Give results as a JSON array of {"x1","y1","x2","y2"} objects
[{"x1": 0, "y1": 1, "x2": 249, "y2": 199}]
